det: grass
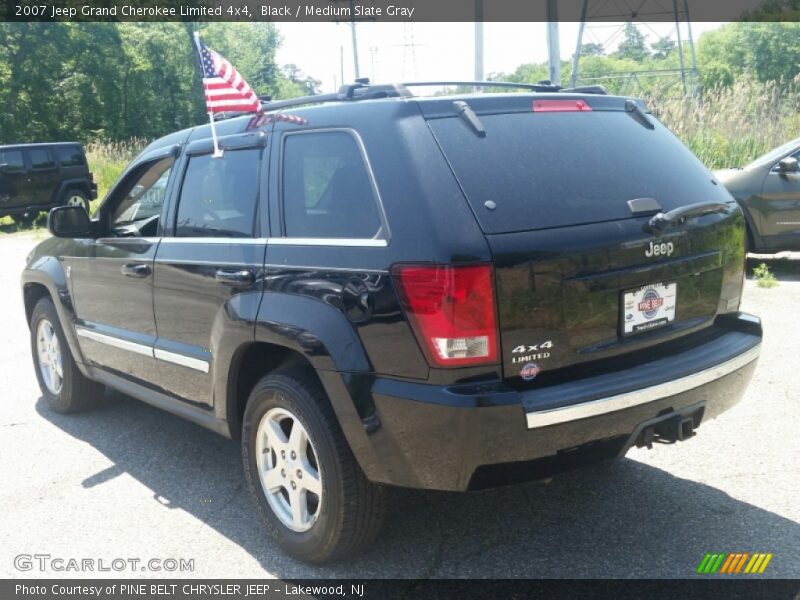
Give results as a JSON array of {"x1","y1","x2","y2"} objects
[
  {"x1": 84, "y1": 138, "x2": 146, "y2": 215},
  {"x1": 651, "y1": 78, "x2": 800, "y2": 169}
]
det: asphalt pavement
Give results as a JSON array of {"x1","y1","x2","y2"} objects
[{"x1": 1, "y1": 234, "x2": 798, "y2": 579}]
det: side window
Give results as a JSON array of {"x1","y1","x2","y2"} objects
[
  {"x1": 175, "y1": 148, "x2": 260, "y2": 238},
  {"x1": 110, "y1": 157, "x2": 174, "y2": 237},
  {"x1": 0, "y1": 149, "x2": 25, "y2": 172},
  {"x1": 55, "y1": 146, "x2": 85, "y2": 167},
  {"x1": 29, "y1": 148, "x2": 55, "y2": 169},
  {"x1": 282, "y1": 132, "x2": 382, "y2": 239}
]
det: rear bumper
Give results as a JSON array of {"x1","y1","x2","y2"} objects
[{"x1": 354, "y1": 313, "x2": 761, "y2": 491}]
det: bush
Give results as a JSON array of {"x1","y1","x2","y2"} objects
[{"x1": 753, "y1": 262, "x2": 779, "y2": 288}]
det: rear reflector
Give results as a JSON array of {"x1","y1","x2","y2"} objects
[
  {"x1": 532, "y1": 99, "x2": 592, "y2": 112},
  {"x1": 392, "y1": 264, "x2": 499, "y2": 367}
]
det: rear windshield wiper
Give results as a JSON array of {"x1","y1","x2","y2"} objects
[
  {"x1": 453, "y1": 100, "x2": 486, "y2": 137},
  {"x1": 649, "y1": 201, "x2": 730, "y2": 232}
]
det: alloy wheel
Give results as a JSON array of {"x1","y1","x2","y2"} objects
[
  {"x1": 255, "y1": 405, "x2": 323, "y2": 532},
  {"x1": 36, "y1": 319, "x2": 63, "y2": 395}
]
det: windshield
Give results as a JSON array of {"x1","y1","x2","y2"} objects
[{"x1": 745, "y1": 137, "x2": 800, "y2": 169}]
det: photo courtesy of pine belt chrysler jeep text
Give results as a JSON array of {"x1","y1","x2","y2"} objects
[{"x1": 21, "y1": 81, "x2": 762, "y2": 563}]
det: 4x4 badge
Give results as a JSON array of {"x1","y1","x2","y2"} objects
[{"x1": 512, "y1": 340, "x2": 553, "y2": 354}]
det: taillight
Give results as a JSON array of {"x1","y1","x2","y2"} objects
[{"x1": 391, "y1": 264, "x2": 499, "y2": 367}]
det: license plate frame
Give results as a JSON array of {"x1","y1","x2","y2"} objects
[{"x1": 621, "y1": 282, "x2": 677, "y2": 336}]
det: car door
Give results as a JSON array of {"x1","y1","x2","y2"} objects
[
  {"x1": 151, "y1": 133, "x2": 267, "y2": 408},
  {"x1": 758, "y1": 148, "x2": 800, "y2": 243},
  {"x1": 70, "y1": 149, "x2": 177, "y2": 383},
  {"x1": 0, "y1": 148, "x2": 29, "y2": 208},
  {"x1": 26, "y1": 147, "x2": 61, "y2": 208}
]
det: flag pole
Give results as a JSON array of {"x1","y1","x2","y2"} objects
[{"x1": 193, "y1": 32, "x2": 223, "y2": 158}]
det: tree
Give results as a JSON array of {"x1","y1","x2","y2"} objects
[
  {"x1": 580, "y1": 42, "x2": 605, "y2": 57},
  {"x1": 0, "y1": 22, "x2": 292, "y2": 143},
  {"x1": 651, "y1": 37, "x2": 677, "y2": 60},
  {"x1": 697, "y1": 22, "x2": 800, "y2": 86},
  {"x1": 615, "y1": 22, "x2": 648, "y2": 62}
]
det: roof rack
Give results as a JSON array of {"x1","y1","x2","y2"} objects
[{"x1": 249, "y1": 79, "x2": 609, "y2": 116}]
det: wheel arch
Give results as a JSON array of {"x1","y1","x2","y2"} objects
[{"x1": 22, "y1": 261, "x2": 89, "y2": 374}]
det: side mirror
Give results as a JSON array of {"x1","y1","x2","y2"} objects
[
  {"x1": 776, "y1": 156, "x2": 799, "y2": 174},
  {"x1": 48, "y1": 206, "x2": 92, "y2": 238}
]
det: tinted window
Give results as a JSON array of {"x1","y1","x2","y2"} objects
[
  {"x1": 111, "y1": 157, "x2": 174, "y2": 237},
  {"x1": 282, "y1": 132, "x2": 381, "y2": 239},
  {"x1": 29, "y1": 148, "x2": 55, "y2": 169},
  {"x1": 0, "y1": 149, "x2": 25, "y2": 172},
  {"x1": 175, "y1": 148, "x2": 260, "y2": 238},
  {"x1": 428, "y1": 111, "x2": 732, "y2": 233},
  {"x1": 56, "y1": 146, "x2": 85, "y2": 167}
]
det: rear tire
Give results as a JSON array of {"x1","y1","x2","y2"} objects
[
  {"x1": 15, "y1": 212, "x2": 38, "y2": 226},
  {"x1": 242, "y1": 366, "x2": 386, "y2": 563},
  {"x1": 30, "y1": 297, "x2": 104, "y2": 413}
]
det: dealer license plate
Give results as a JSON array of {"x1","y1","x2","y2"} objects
[{"x1": 622, "y1": 282, "x2": 677, "y2": 336}]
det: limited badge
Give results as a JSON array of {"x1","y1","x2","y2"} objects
[{"x1": 519, "y1": 363, "x2": 541, "y2": 381}]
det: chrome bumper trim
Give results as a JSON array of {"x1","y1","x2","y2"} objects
[{"x1": 526, "y1": 344, "x2": 761, "y2": 429}]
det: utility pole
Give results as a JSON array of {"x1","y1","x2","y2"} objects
[
  {"x1": 546, "y1": 0, "x2": 561, "y2": 86},
  {"x1": 474, "y1": 0, "x2": 484, "y2": 83},
  {"x1": 350, "y1": 21, "x2": 360, "y2": 79},
  {"x1": 330, "y1": 0, "x2": 365, "y2": 81}
]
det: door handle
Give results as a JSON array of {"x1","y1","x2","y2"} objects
[
  {"x1": 215, "y1": 269, "x2": 255, "y2": 286},
  {"x1": 121, "y1": 263, "x2": 152, "y2": 278}
]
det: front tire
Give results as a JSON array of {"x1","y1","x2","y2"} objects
[
  {"x1": 30, "y1": 297, "x2": 104, "y2": 413},
  {"x1": 242, "y1": 366, "x2": 386, "y2": 563}
]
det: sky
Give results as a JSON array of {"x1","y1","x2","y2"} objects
[{"x1": 275, "y1": 22, "x2": 723, "y2": 92}]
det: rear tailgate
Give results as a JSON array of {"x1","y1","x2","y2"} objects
[{"x1": 424, "y1": 94, "x2": 746, "y2": 382}]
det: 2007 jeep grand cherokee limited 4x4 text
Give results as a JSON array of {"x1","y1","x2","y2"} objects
[{"x1": 22, "y1": 81, "x2": 762, "y2": 563}]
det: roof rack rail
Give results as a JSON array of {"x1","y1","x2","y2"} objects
[
  {"x1": 260, "y1": 80, "x2": 411, "y2": 112},
  {"x1": 240, "y1": 78, "x2": 608, "y2": 117},
  {"x1": 559, "y1": 85, "x2": 609, "y2": 95},
  {"x1": 401, "y1": 80, "x2": 564, "y2": 92}
]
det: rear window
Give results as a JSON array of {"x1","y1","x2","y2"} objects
[
  {"x1": 428, "y1": 110, "x2": 730, "y2": 233},
  {"x1": 55, "y1": 146, "x2": 85, "y2": 167}
]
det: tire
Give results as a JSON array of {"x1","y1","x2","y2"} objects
[
  {"x1": 63, "y1": 189, "x2": 89, "y2": 212},
  {"x1": 242, "y1": 365, "x2": 386, "y2": 563},
  {"x1": 15, "y1": 212, "x2": 39, "y2": 226},
  {"x1": 30, "y1": 297, "x2": 104, "y2": 413}
]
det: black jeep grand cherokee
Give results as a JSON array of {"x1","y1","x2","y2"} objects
[{"x1": 22, "y1": 82, "x2": 762, "y2": 563}]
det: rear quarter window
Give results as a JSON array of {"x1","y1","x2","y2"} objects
[
  {"x1": 428, "y1": 110, "x2": 731, "y2": 233},
  {"x1": 55, "y1": 146, "x2": 86, "y2": 167}
]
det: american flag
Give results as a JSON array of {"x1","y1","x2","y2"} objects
[{"x1": 198, "y1": 38, "x2": 260, "y2": 114}]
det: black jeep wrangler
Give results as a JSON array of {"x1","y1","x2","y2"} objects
[
  {"x1": 0, "y1": 142, "x2": 96, "y2": 223},
  {"x1": 21, "y1": 82, "x2": 762, "y2": 563}
]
